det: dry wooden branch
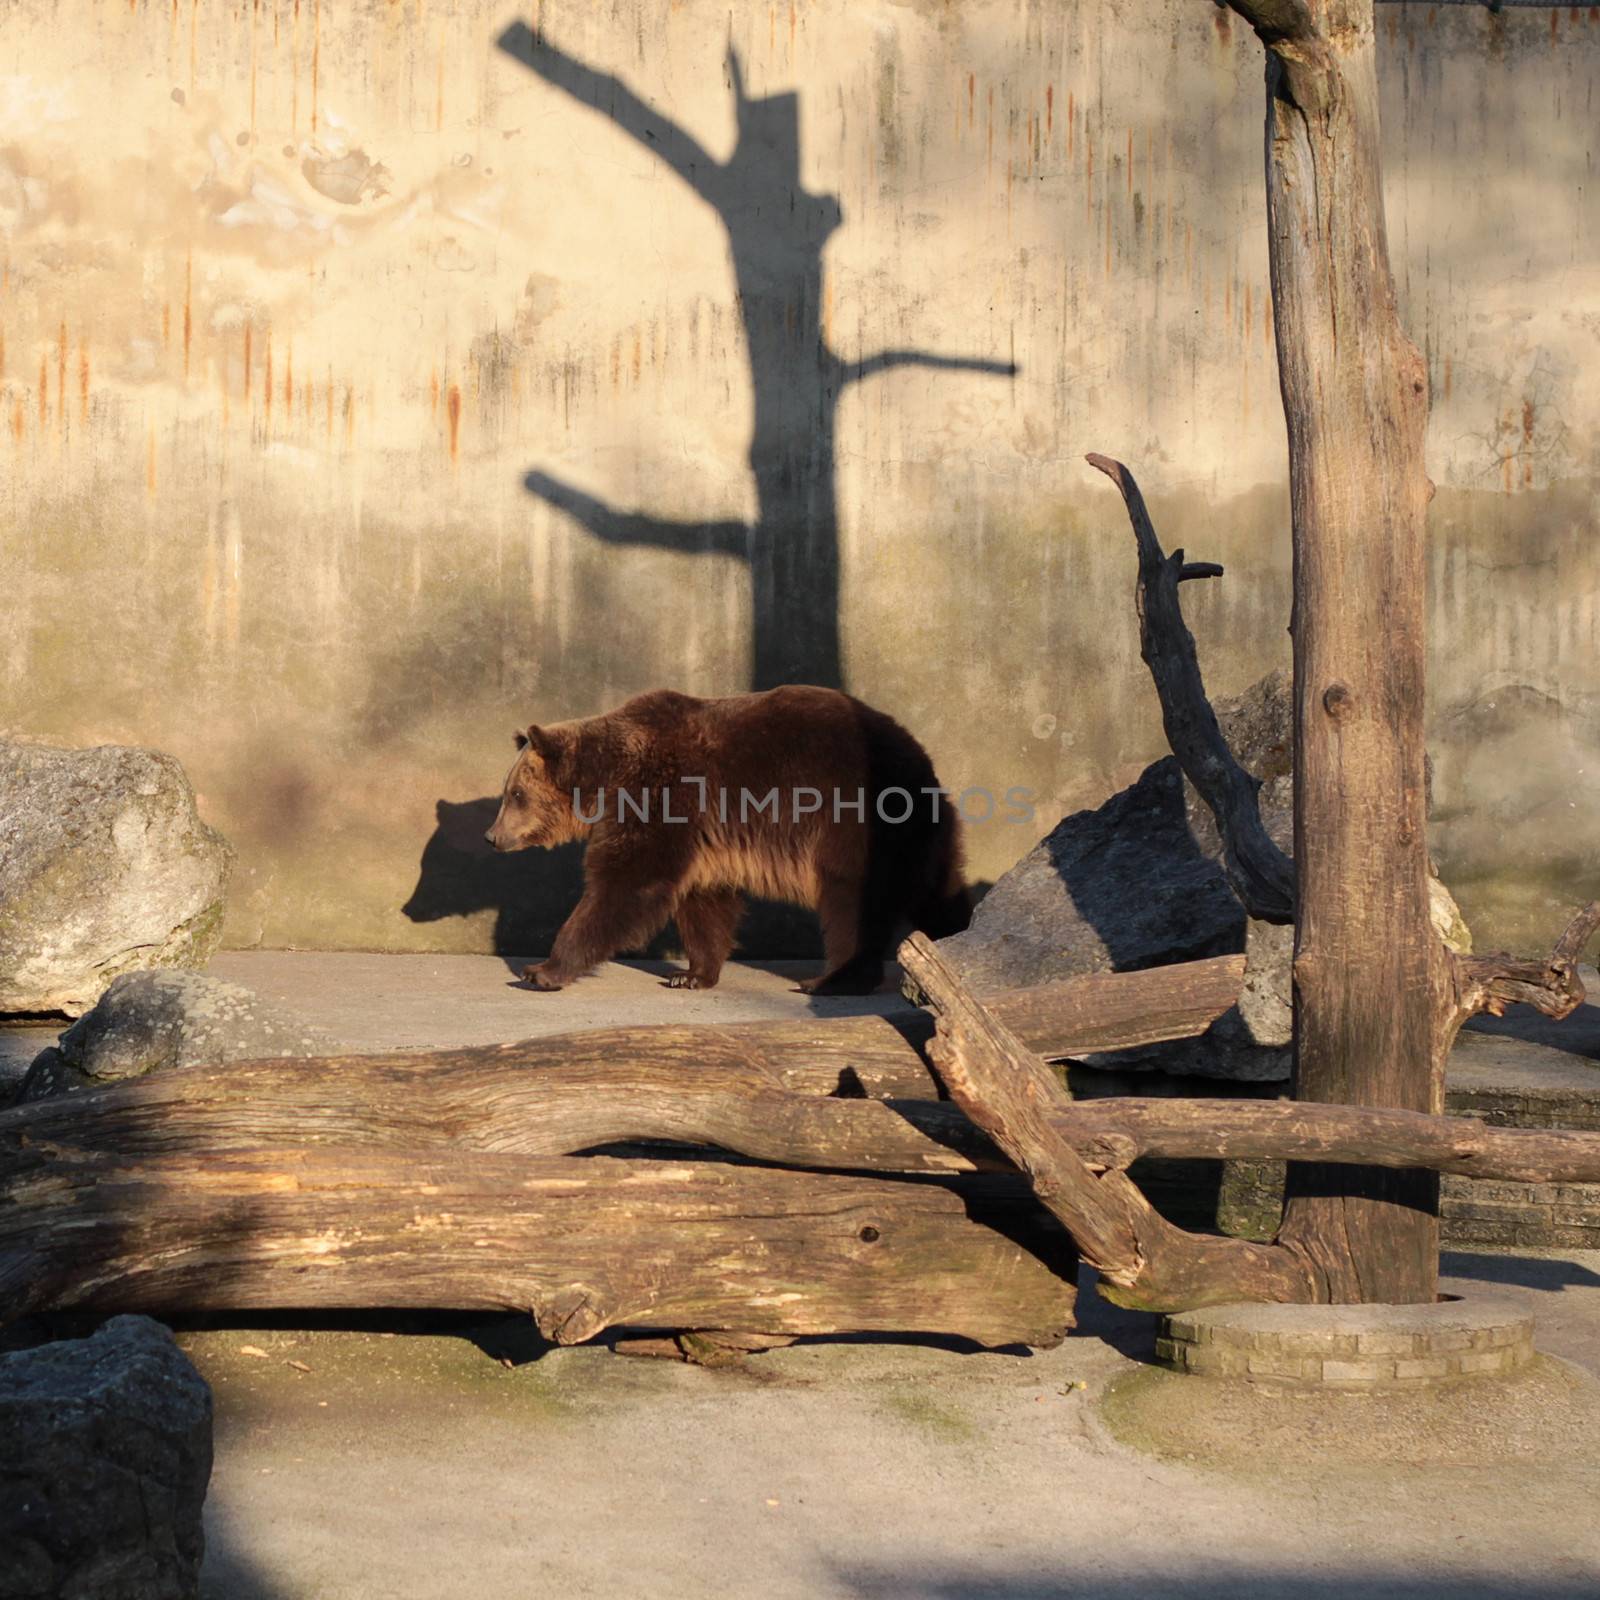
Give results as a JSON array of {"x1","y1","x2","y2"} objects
[
  {"x1": 1063, "y1": 1098, "x2": 1600, "y2": 1185},
  {"x1": 1085, "y1": 452, "x2": 1295, "y2": 924},
  {"x1": 1450, "y1": 902, "x2": 1600, "y2": 1031},
  {"x1": 0, "y1": 1145, "x2": 1077, "y2": 1347},
  {"x1": 898, "y1": 934, "x2": 1316, "y2": 1312}
]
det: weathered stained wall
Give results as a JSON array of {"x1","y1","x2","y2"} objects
[{"x1": 1, "y1": 0, "x2": 1596, "y2": 955}]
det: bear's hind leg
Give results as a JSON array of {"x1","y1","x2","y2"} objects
[
  {"x1": 797, "y1": 874, "x2": 889, "y2": 996},
  {"x1": 668, "y1": 888, "x2": 744, "y2": 990}
]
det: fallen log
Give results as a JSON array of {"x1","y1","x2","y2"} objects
[
  {"x1": 12, "y1": 1049, "x2": 1600, "y2": 1187},
  {"x1": 11, "y1": 954, "x2": 1245, "y2": 1105},
  {"x1": 0, "y1": 1146, "x2": 1077, "y2": 1348},
  {"x1": 3, "y1": 1054, "x2": 1004, "y2": 1174}
]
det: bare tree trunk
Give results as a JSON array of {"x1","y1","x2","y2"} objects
[{"x1": 1226, "y1": 0, "x2": 1445, "y2": 1303}]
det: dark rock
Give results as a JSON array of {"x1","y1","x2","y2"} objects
[
  {"x1": 15, "y1": 971, "x2": 339, "y2": 1104},
  {"x1": 0, "y1": 1316, "x2": 212, "y2": 1600},
  {"x1": 0, "y1": 742, "x2": 233, "y2": 1017},
  {"x1": 939, "y1": 754, "x2": 1250, "y2": 994}
]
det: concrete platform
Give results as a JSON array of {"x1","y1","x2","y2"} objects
[{"x1": 205, "y1": 950, "x2": 917, "y2": 1051}]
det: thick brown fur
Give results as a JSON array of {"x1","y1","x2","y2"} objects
[{"x1": 486, "y1": 686, "x2": 970, "y2": 994}]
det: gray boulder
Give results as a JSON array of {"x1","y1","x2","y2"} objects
[
  {"x1": 0, "y1": 1316, "x2": 212, "y2": 1599},
  {"x1": 942, "y1": 670, "x2": 1467, "y2": 1081},
  {"x1": 0, "y1": 742, "x2": 233, "y2": 1017},
  {"x1": 16, "y1": 970, "x2": 338, "y2": 1104}
]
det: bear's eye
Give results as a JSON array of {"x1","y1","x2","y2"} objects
[{"x1": 513, "y1": 788, "x2": 526, "y2": 804}]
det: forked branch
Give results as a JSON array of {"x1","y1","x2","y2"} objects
[
  {"x1": 1085, "y1": 452, "x2": 1295, "y2": 924},
  {"x1": 899, "y1": 933, "x2": 1317, "y2": 1311}
]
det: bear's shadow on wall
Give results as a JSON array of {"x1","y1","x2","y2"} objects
[{"x1": 402, "y1": 797, "x2": 821, "y2": 964}]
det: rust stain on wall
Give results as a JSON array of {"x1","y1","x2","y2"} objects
[
  {"x1": 436, "y1": 29, "x2": 447, "y2": 132},
  {"x1": 55, "y1": 323, "x2": 67, "y2": 435}
]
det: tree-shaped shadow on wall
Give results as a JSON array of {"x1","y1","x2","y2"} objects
[{"x1": 497, "y1": 23, "x2": 1017, "y2": 690}]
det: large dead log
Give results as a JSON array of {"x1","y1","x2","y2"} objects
[
  {"x1": 2, "y1": 955, "x2": 1245, "y2": 1117},
  {"x1": 3, "y1": 1054, "x2": 1005, "y2": 1175},
  {"x1": 12, "y1": 1042, "x2": 1600, "y2": 1188},
  {"x1": 0, "y1": 1145, "x2": 1077, "y2": 1347}
]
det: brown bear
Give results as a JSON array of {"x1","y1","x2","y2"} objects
[{"x1": 485, "y1": 685, "x2": 971, "y2": 994}]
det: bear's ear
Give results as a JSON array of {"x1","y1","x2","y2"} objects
[
  {"x1": 513, "y1": 729, "x2": 530, "y2": 751},
  {"x1": 517, "y1": 725, "x2": 556, "y2": 763}
]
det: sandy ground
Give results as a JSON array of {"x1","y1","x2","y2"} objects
[
  {"x1": 184, "y1": 1247, "x2": 1600, "y2": 1600},
  {"x1": 11, "y1": 953, "x2": 1600, "y2": 1597}
]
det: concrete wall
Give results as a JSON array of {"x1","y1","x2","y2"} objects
[{"x1": 2, "y1": 0, "x2": 1597, "y2": 956}]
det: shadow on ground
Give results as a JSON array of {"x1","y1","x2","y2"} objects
[
  {"x1": 1442, "y1": 1249, "x2": 1600, "y2": 1292},
  {"x1": 832, "y1": 1573, "x2": 1600, "y2": 1600},
  {"x1": 402, "y1": 795, "x2": 824, "y2": 964}
]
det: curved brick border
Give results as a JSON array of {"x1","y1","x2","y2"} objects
[{"x1": 1157, "y1": 1297, "x2": 1535, "y2": 1389}]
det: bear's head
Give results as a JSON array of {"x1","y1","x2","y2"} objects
[{"x1": 486, "y1": 726, "x2": 587, "y2": 852}]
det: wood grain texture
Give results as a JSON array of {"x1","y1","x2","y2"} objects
[
  {"x1": 8, "y1": 1049, "x2": 1600, "y2": 1187},
  {"x1": 0, "y1": 1145, "x2": 1077, "y2": 1347},
  {"x1": 1225, "y1": 0, "x2": 1445, "y2": 1304}
]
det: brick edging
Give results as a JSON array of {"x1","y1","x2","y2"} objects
[{"x1": 1158, "y1": 1298, "x2": 1535, "y2": 1389}]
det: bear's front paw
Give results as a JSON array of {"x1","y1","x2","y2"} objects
[
  {"x1": 665, "y1": 971, "x2": 714, "y2": 990},
  {"x1": 521, "y1": 962, "x2": 567, "y2": 991}
]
